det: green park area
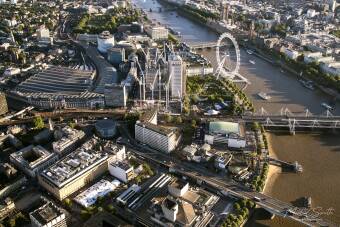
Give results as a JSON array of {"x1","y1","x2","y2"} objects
[
  {"x1": 73, "y1": 7, "x2": 140, "y2": 34},
  {"x1": 186, "y1": 75, "x2": 254, "y2": 115}
]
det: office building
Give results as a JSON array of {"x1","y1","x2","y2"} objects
[
  {"x1": 107, "y1": 47, "x2": 125, "y2": 66},
  {"x1": 52, "y1": 126, "x2": 85, "y2": 156},
  {"x1": 30, "y1": 199, "x2": 67, "y2": 227},
  {"x1": 103, "y1": 142, "x2": 126, "y2": 163},
  {"x1": 135, "y1": 110, "x2": 179, "y2": 153},
  {"x1": 0, "y1": 92, "x2": 8, "y2": 116},
  {"x1": 135, "y1": 122, "x2": 179, "y2": 153},
  {"x1": 39, "y1": 139, "x2": 114, "y2": 200},
  {"x1": 169, "y1": 53, "x2": 185, "y2": 99},
  {"x1": 146, "y1": 26, "x2": 168, "y2": 40},
  {"x1": 10, "y1": 145, "x2": 58, "y2": 178},
  {"x1": 104, "y1": 84, "x2": 127, "y2": 107},
  {"x1": 97, "y1": 31, "x2": 115, "y2": 54},
  {"x1": 109, "y1": 161, "x2": 134, "y2": 183}
]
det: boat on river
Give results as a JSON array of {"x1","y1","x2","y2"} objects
[
  {"x1": 246, "y1": 49, "x2": 254, "y2": 55},
  {"x1": 258, "y1": 92, "x2": 271, "y2": 100},
  {"x1": 249, "y1": 60, "x2": 255, "y2": 65},
  {"x1": 299, "y1": 79, "x2": 315, "y2": 90}
]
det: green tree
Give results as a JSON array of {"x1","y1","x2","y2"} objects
[
  {"x1": 233, "y1": 202, "x2": 241, "y2": 211},
  {"x1": 165, "y1": 114, "x2": 173, "y2": 123},
  {"x1": 33, "y1": 116, "x2": 44, "y2": 129},
  {"x1": 175, "y1": 116, "x2": 183, "y2": 124},
  {"x1": 142, "y1": 163, "x2": 154, "y2": 176},
  {"x1": 191, "y1": 119, "x2": 197, "y2": 128}
]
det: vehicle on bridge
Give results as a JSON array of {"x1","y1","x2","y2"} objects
[
  {"x1": 321, "y1": 102, "x2": 334, "y2": 111},
  {"x1": 253, "y1": 196, "x2": 262, "y2": 202}
]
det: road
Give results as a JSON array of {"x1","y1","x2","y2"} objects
[{"x1": 76, "y1": 42, "x2": 118, "y2": 94}]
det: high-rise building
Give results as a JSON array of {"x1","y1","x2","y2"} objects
[
  {"x1": 168, "y1": 54, "x2": 185, "y2": 99},
  {"x1": 0, "y1": 93, "x2": 8, "y2": 116},
  {"x1": 107, "y1": 47, "x2": 125, "y2": 66},
  {"x1": 104, "y1": 84, "x2": 127, "y2": 107}
]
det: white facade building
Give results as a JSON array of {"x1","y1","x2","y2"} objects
[
  {"x1": 109, "y1": 162, "x2": 134, "y2": 183},
  {"x1": 169, "y1": 53, "x2": 185, "y2": 99},
  {"x1": 161, "y1": 198, "x2": 178, "y2": 222},
  {"x1": 97, "y1": 31, "x2": 115, "y2": 53},
  {"x1": 168, "y1": 181, "x2": 189, "y2": 197},
  {"x1": 104, "y1": 143, "x2": 126, "y2": 163},
  {"x1": 147, "y1": 26, "x2": 168, "y2": 40},
  {"x1": 135, "y1": 122, "x2": 179, "y2": 153},
  {"x1": 37, "y1": 26, "x2": 50, "y2": 40}
]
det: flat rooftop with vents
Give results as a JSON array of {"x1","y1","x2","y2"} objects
[{"x1": 40, "y1": 148, "x2": 108, "y2": 188}]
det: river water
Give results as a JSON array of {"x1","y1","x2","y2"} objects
[{"x1": 133, "y1": 0, "x2": 340, "y2": 225}]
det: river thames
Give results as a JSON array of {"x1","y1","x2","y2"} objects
[{"x1": 132, "y1": 0, "x2": 340, "y2": 225}]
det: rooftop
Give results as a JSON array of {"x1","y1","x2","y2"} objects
[
  {"x1": 136, "y1": 122, "x2": 175, "y2": 136},
  {"x1": 30, "y1": 201, "x2": 64, "y2": 225},
  {"x1": 111, "y1": 161, "x2": 133, "y2": 171},
  {"x1": 10, "y1": 145, "x2": 55, "y2": 170},
  {"x1": 95, "y1": 119, "x2": 116, "y2": 130},
  {"x1": 16, "y1": 65, "x2": 95, "y2": 95},
  {"x1": 75, "y1": 179, "x2": 120, "y2": 208},
  {"x1": 169, "y1": 180, "x2": 188, "y2": 191},
  {"x1": 41, "y1": 139, "x2": 109, "y2": 188},
  {"x1": 209, "y1": 121, "x2": 244, "y2": 137}
]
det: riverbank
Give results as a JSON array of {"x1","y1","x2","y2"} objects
[
  {"x1": 157, "y1": 0, "x2": 340, "y2": 100},
  {"x1": 263, "y1": 133, "x2": 280, "y2": 195},
  {"x1": 245, "y1": 44, "x2": 340, "y2": 100}
]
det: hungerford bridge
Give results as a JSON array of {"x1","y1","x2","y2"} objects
[{"x1": 242, "y1": 107, "x2": 340, "y2": 134}]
